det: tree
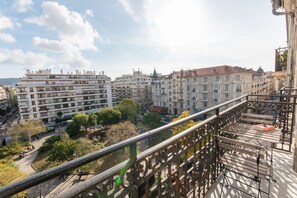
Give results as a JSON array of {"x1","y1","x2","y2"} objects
[
  {"x1": 96, "y1": 108, "x2": 121, "y2": 126},
  {"x1": 88, "y1": 112, "x2": 97, "y2": 128},
  {"x1": 97, "y1": 121, "x2": 138, "y2": 173},
  {"x1": 65, "y1": 121, "x2": 81, "y2": 138},
  {"x1": 38, "y1": 136, "x2": 61, "y2": 153},
  {"x1": 116, "y1": 98, "x2": 138, "y2": 122},
  {"x1": 0, "y1": 141, "x2": 23, "y2": 159},
  {"x1": 171, "y1": 111, "x2": 196, "y2": 135},
  {"x1": 72, "y1": 113, "x2": 89, "y2": 131},
  {"x1": 7, "y1": 120, "x2": 47, "y2": 141},
  {"x1": 105, "y1": 121, "x2": 138, "y2": 145},
  {"x1": 48, "y1": 134, "x2": 77, "y2": 162},
  {"x1": 0, "y1": 159, "x2": 26, "y2": 187},
  {"x1": 143, "y1": 112, "x2": 162, "y2": 130}
]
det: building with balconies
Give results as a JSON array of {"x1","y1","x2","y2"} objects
[
  {"x1": 152, "y1": 65, "x2": 275, "y2": 115},
  {"x1": 16, "y1": 69, "x2": 116, "y2": 125},
  {"x1": 114, "y1": 69, "x2": 152, "y2": 109}
]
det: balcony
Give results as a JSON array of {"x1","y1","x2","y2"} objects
[{"x1": 1, "y1": 93, "x2": 296, "y2": 197}]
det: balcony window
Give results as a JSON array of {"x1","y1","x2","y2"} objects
[
  {"x1": 203, "y1": 93, "x2": 208, "y2": 100},
  {"x1": 203, "y1": 77, "x2": 208, "y2": 83},
  {"x1": 225, "y1": 84, "x2": 229, "y2": 91},
  {"x1": 225, "y1": 76, "x2": 229, "y2": 82}
]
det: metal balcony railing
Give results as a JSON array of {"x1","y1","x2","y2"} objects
[{"x1": 1, "y1": 94, "x2": 296, "y2": 197}]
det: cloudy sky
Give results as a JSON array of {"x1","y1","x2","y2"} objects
[{"x1": 0, "y1": 0, "x2": 286, "y2": 79}]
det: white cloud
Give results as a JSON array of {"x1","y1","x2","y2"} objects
[
  {"x1": 0, "y1": 49, "x2": 53, "y2": 68},
  {"x1": 118, "y1": 0, "x2": 139, "y2": 21},
  {"x1": 0, "y1": 14, "x2": 14, "y2": 30},
  {"x1": 14, "y1": 0, "x2": 33, "y2": 13},
  {"x1": 0, "y1": 32, "x2": 16, "y2": 43},
  {"x1": 86, "y1": 9, "x2": 94, "y2": 17},
  {"x1": 25, "y1": 1, "x2": 100, "y2": 67},
  {"x1": 0, "y1": 14, "x2": 17, "y2": 44}
]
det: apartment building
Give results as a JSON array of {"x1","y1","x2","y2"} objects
[
  {"x1": 16, "y1": 69, "x2": 116, "y2": 125},
  {"x1": 152, "y1": 65, "x2": 275, "y2": 115},
  {"x1": 0, "y1": 85, "x2": 7, "y2": 115},
  {"x1": 114, "y1": 69, "x2": 152, "y2": 109}
]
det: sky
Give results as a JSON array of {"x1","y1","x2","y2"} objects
[{"x1": 0, "y1": 0, "x2": 287, "y2": 79}]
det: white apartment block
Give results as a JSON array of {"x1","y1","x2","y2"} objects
[
  {"x1": 152, "y1": 65, "x2": 275, "y2": 115},
  {"x1": 0, "y1": 85, "x2": 7, "y2": 112},
  {"x1": 16, "y1": 69, "x2": 116, "y2": 125},
  {"x1": 114, "y1": 69, "x2": 152, "y2": 109}
]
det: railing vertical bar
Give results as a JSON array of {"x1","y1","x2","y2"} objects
[{"x1": 289, "y1": 97, "x2": 296, "y2": 151}]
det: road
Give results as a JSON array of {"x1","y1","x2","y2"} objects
[{"x1": 15, "y1": 132, "x2": 55, "y2": 175}]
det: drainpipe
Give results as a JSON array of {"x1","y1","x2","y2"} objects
[{"x1": 272, "y1": 2, "x2": 295, "y2": 87}]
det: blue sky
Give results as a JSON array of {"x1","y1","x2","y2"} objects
[{"x1": 0, "y1": 0, "x2": 287, "y2": 79}]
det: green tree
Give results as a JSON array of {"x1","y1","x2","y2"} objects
[
  {"x1": 143, "y1": 112, "x2": 162, "y2": 130},
  {"x1": 96, "y1": 108, "x2": 121, "y2": 126},
  {"x1": 38, "y1": 136, "x2": 61, "y2": 153},
  {"x1": 88, "y1": 112, "x2": 97, "y2": 128},
  {"x1": 7, "y1": 120, "x2": 47, "y2": 141},
  {"x1": 48, "y1": 134, "x2": 77, "y2": 162},
  {"x1": 0, "y1": 141, "x2": 23, "y2": 159},
  {"x1": 72, "y1": 113, "x2": 89, "y2": 131},
  {"x1": 65, "y1": 121, "x2": 81, "y2": 138},
  {"x1": 116, "y1": 98, "x2": 138, "y2": 122}
]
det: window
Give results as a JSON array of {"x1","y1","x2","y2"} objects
[
  {"x1": 203, "y1": 93, "x2": 208, "y2": 100},
  {"x1": 203, "y1": 77, "x2": 208, "y2": 83},
  {"x1": 33, "y1": 114, "x2": 37, "y2": 118},
  {"x1": 225, "y1": 93, "x2": 229, "y2": 100},
  {"x1": 235, "y1": 75, "x2": 240, "y2": 81},
  {"x1": 30, "y1": 88, "x2": 34, "y2": 92},
  {"x1": 194, "y1": 78, "x2": 197, "y2": 83},
  {"x1": 187, "y1": 86, "x2": 190, "y2": 91},
  {"x1": 225, "y1": 76, "x2": 229, "y2": 82},
  {"x1": 31, "y1": 94, "x2": 34, "y2": 99},
  {"x1": 203, "y1": 85, "x2": 207, "y2": 91},
  {"x1": 203, "y1": 101, "x2": 208, "y2": 108},
  {"x1": 236, "y1": 84, "x2": 242, "y2": 92},
  {"x1": 225, "y1": 84, "x2": 229, "y2": 91},
  {"x1": 32, "y1": 101, "x2": 35, "y2": 105},
  {"x1": 214, "y1": 84, "x2": 220, "y2": 91},
  {"x1": 215, "y1": 76, "x2": 220, "y2": 82}
]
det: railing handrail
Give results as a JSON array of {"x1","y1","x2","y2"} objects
[{"x1": 0, "y1": 94, "x2": 248, "y2": 196}]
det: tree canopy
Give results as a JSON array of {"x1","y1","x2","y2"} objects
[
  {"x1": 105, "y1": 121, "x2": 138, "y2": 145},
  {"x1": 72, "y1": 113, "x2": 89, "y2": 131},
  {"x1": 143, "y1": 112, "x2": 162, "y2": 130},
  {"x1": 48, "y1": 134, "x2": 77, "y2": 162},
  {"x1": 0, "y1": 159, "x2": 26, "y2": 187},
  {"x1": 96, "y1": 108, "x2": 121, "y2": 126},
  {"x1": 7, "y1": 120, "x2": 47, "y2": 141},
  {"x1": 171, "y1": 111, "x2": 196, "y2": 135},
  {"x1": 88, "y1": 112, "x2": 97, "y2": 128},
  {"x1": 116, "y1": 98, "x2": 138, "y2": 122}
]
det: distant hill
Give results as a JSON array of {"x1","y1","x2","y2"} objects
[{"x1": 0, "y1": 78, "x2": 20, "y2": 86}]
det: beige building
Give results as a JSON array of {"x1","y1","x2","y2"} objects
[
  {"x1": 152, "y1": 65, "x2": 274, "y2": 115},
  {"x1": 114, "y1": 69, "x2": 152, "y2": 109},
  {"x1": 16, "y1": 69, "x2": 116, "y2": 125}
]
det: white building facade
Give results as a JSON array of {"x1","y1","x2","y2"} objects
[
  {"x1": 152, "y1": 66, "x2": 275, "y2": 115},
  {"x1": 16, "y1": 69, "x2": 116, "y2": 125},
  {"x1": 114, "y1": 70, "x2": 152, "y2": 109}
]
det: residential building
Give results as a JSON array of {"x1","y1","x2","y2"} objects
[
  {"x1": 152, "y1": 65, "x2": 275, "y2": 115},
  {"x1": 16, "y1": 69, "x2": 116, "y2": 125},
  {"x1": 113, "y1": 69, "x2": 152, "y2": 109},
  {"x1": 0, "y1": 85, "x2": 8, "y2": 118}
]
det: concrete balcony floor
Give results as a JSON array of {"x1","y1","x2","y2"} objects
[{"x1": 206, "y1": 150, "x2": 297, "y2": 198}]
